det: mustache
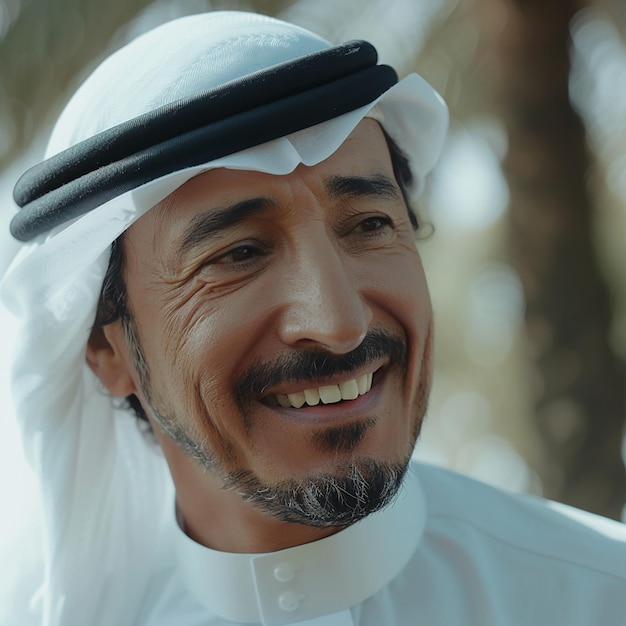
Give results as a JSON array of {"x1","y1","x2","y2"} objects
[{"x1": 233, "y1": 328, "x2": 407, "y2": 405}]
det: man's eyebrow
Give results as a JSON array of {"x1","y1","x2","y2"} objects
[
  {"x1": 324, "y1": 174, "x2": 401, "y2": 201},
  {"x1": 178, "y1": 174, "x2": 399, "y2": 254},
  {"x1": 179, "y1": 197, "x2": 273, "y2": 254}
]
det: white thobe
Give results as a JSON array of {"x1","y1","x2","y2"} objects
[{"x1": 134, "y1": 462, "x2": 626, "y2": 625}]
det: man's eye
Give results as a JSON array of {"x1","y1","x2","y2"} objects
[
  {"x1": 218, "y1": 245, "x2": 259, "y2": 264},
  {"x1": 358, "y1": 216, "x2": 393, "y2": 232}
]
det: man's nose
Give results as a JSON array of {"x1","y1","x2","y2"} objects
[{"x1": 277, "y1": 241, "x2": 373, "y2": 354}]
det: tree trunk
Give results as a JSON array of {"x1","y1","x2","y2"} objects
[{"x1": 485, "y1": 0, "x2": 625, "y2": 519}]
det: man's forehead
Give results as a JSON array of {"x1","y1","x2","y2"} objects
[
  {"x1": 146, "y1": 120, "x2": 392, "y2": 225},
  {"x1": 125, "y1": 119, "x2": 396, "y2": 263}
]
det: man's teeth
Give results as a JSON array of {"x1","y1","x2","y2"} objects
[{"x1": 272, "y1": 372, "x2": 373, "y2": 408}]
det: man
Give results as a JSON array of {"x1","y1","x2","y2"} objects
[{"x1": 1, "y1": 10, "x2": 625, "y2": 626}]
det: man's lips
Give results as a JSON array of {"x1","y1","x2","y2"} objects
[
  {"x1": 233, "y1": 330, "x2": 406, "y2": 413},
  {"x1": 263, "y1": 367, "x2": 379, "y2": 409}
]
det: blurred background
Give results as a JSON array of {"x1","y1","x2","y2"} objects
[{"x1": 0, "y1": 0, "x2": 624, "y2": 546}]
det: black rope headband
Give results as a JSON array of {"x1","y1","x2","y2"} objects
[{"x1": 11, "y1": 40, "x2": 397, "y2": 242}]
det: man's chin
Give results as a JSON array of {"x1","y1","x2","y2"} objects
[{"x1": 223, "y1": 457, "x2": 410, "y2": 528}]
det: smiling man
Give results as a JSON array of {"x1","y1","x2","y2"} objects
[
  {"x1": 2, "y1": 10, "x2": 625, "y2": 626},
  {"x1": 89, "y1": 121, "x2": 432, "y2": 555}
]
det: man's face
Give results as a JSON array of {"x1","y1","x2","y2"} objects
[{"x1": 116, "y1": 120, "x2": 433, "y2": 525}]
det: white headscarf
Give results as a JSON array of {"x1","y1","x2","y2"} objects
[{"x1": 0, "y1": 11, "x2": 448, "y2": 626}]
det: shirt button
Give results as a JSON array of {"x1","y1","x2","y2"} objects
[
  {"x1": 278, "y1": 591, "x2": 304, "y2": 612},
  {"x1": 273, "y1": 562, "x2": 296, "y2": 582}
]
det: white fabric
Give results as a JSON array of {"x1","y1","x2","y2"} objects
[
  {"x1": 175, "y1": 469, "x2": 424, "y2": 624},
  {"x1": 138, "y1": 462, "x2": 626, "y2": 625},
  {"x1": 0, "y1": 11, "x2": 448, "y2": 626}
]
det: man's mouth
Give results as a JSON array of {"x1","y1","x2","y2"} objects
[{"x1": 264, "y1": 372, "x2": 374, "y2": 408}]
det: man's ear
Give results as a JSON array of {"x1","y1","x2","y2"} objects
[{"x1": 86, "y1": 323, "x2": 137, "y2": 397}]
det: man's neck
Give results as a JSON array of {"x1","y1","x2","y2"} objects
[
  {"x1": 178, "y1": 487, "x2": 342, "y2": 554},
  {"x1": 160, "y1": 434, "x2": 343, "y2": 553}
]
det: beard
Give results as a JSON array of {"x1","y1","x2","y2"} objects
[
  {"x1": 224, "y1": 458, "x2": 410, "y2": 527},
  {"x1": 122, "y1": 315, "x2": 428, "y2": 528}
]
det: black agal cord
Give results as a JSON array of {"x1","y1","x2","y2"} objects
[{"x1": 11, "y1": 40, "x2": 397, "y2": 242}]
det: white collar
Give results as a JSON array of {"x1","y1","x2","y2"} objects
[{"x1": 175, "y1": 467, "x2": 426, "y2": 625}]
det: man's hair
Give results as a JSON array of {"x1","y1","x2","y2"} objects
[{"x1": 93, "y1": 128, "x2": 420, "y2": 424}]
